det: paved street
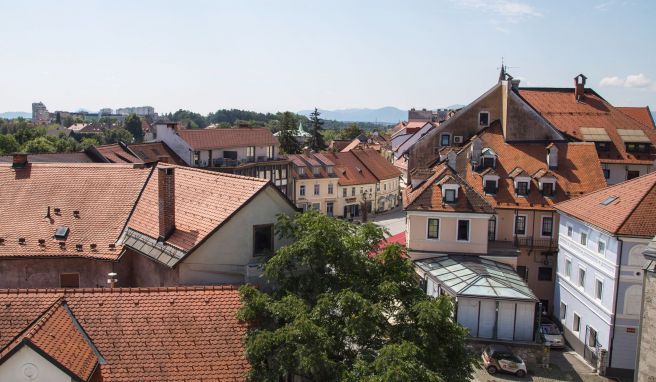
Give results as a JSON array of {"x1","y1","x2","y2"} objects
[
  {"x1": 473, "y1": 349, "x2": 619, "y2": 382},
  {"x1": 369, "y1": 207, "x2": 405, "y2": 236}
]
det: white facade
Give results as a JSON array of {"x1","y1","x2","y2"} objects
[
  {"x1": 602, "y1": 163, "x2": 654, "y2": 185},
  {"x1": 0, "y1": 345, "x2": 73, "y2": 382},
  {"x1": 152, "y1": 123, "x2": 194, "y2": 164}
]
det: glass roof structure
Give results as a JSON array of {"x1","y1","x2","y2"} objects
[{"x1": 416, "y1": 255, "x2": 537, "y2": 301}]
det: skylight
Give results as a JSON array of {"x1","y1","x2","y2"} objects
[
  {"x1": 54, "y1": 226, "x2": 69, "y2": 240},
  {"x1": 601, "y1": 195, "x2": 618, "y2": 206}
]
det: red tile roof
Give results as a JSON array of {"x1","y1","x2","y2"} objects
[
  {"x1": 460, "y1": 123, "x2": 607, "y2": 211},
  {"x1": 0, "y1": 153, "x2": 94, "y2": 163},
  {"x1": 0, "y1": 163, "x2": 151, "y2": 260},
  {"x1": 288, "y1": 153, "x2": 337, "y2": 180},
  {"x1": 178, "y1": 127, "x2": 278, "y2": 150},
  {"x1": 555, "y1": 171, "x2": 656, "y2": 237},
  {"x1": 127, "y1": 165, "x2": 269, "y2": 251},
  {"x1": 0, "y1": 286, "x2": 248, "y2": 382},
  {"x1": 518, "y1": 88, "x2": 656, "y2": 165},
  {"x1": 129, "y1": 142, "x2": 186, "y2": 165},
  {"x1": 0, "y1": 300, "x2": 99, "y2": 381},
  {"x1": 350, "y1": 149, "x2": 401, "y2": 181},
  {"x1": 369, "y1": 232, "x2": 407, "y2": 258},
  {"x1": 93, "y1": 144, "x2": 143, "y2": 164},
  {"x1": 617, "y1": 106, "x2": 655, "y2": 129},
  {"x1": 321, "y1": 151, "x2": 379, "y2": 186}
]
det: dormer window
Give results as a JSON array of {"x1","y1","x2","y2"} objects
[
  {"x1": 440, "y1": 133, "x2": 451, "y2": 146},
  {"x1": 479, "y1": 111, "x2": 490, "y2": 127},
  {"x1": 312, "y1": 166, "x2": 320, "y2": 176},
  {"x1": 326, "y1": 165, "x2": 334, "y2": 175},
  {"x1": 480, "y1": 148, "x2": 497, "y2": 170},
  {"x1": 595, "y1": 142, "x2": 610, "y2": 152},
  {"x1": 444, "y1": 189, "x2": 456, "y2": 203},
  {"x1": 516, "y1": 181, "x2": 529, "y2": 196},
  {"x1": 626, "y1": 143, "x2": 650, "y2": 153},
  {"x1": 542, "y1": 182, "x2": 555, "y2": 196},
  {"x1": 441, "y1": 183, "x2": 459, "y2": 204},
  {"x1": 509, "y1": 167, "x2": 530, "y2": 196}
]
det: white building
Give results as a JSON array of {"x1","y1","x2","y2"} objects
[{"x1": 554, "y1": 172, "x2": 656, "y2": 378}]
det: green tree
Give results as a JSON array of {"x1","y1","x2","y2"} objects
[
  {"x1": 80, "y1": 137, "x2": 100, "y2": 150},
  {"x1": 124, "y1": 113, "x2": 144, "y2": 142},
  {"x1": 238, "y1": 211, "x2": 474, "y2": 382},
  {"x1": 22, "y1": 137, "x2": 56, "y2": 153},
  {"x1": 339, "y1": 123, "x2": 362, "y2": 140},
  {"x1": 0, "y1": 134, "x2": 20, "y2": 155},
  {"x1": 103, "y1": 128, "x2": 134, "y2": 144},
  {"x1": 307, "y1": 108, "x2": 327, "y2": 151},
  {"x1": 53, "y1": 136, "x2": 81, "y2": 152},
  {"x1": 277, "y1": 111, "x2": 301, "y2": 154}
]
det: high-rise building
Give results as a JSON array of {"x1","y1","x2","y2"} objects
[
  {"x1": 31, "y1": 102, "x2": 49, "y2": 124},
  {"x1": 116, "y1": 106, "x2": 155, "y2": 116}
]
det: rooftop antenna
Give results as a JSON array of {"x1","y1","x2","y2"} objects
[{"x1": 497, "y1": 57, "x2": 519, "y2": 82}]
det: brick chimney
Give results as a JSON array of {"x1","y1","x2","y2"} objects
[
  {"x1": 157, "y1": 166, "x2": 175, "y2": 241},
  {"x1": 574, "y1": 74, "x2": 587, "y2": 101},
  {"x1": 11, "y1": 153, "x2": 28, "y2": 169},
  {"x1": 157, "y1": 155, "x2": 169, "y2": 164}
]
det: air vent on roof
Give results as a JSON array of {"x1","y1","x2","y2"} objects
[
  {"x1": 59, "y1": 242, "x2": 66, "y2": 249},
  {"x1": 54, "y1": 208, "x2": 61, "y2": 215},
  {"x1": 54, "y1": 226, "x2": 69, "y2": 240},
  {"x1": 109, "y1": 243, "x2": 116, "y2": 250},
  {"x1": 75, "y1": 244, "x2": 83, "y2": 251},
  {"x1": 601, "y1": 195, "x2": 618, "y2": 206},
  {"x1": 90, "y1": 243, "x2": 97, "y2": 251},
  {"x1": 18, "y1": 238, "x2": 25, "y2": 245},
  {"x1": 38, "y1": 239, "x2": 46, "y2": 246},
  {"x1": 73, "y1": 210, "x2": 80, "y2": 218},
  {"x1": 0, "y1": 238, "x2": 4, "y2": 245}
]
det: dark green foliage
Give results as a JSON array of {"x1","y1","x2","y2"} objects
[
  {"x1": 0, "y1": 134, "x2": 20, "y2": 155},
  {"x1": 339, "y1": 123, "x2": 362, "y2": 140},
  {"x1": 103, "y1": 128, "x2": 134, "y2": 144},
  {"x1": 124, "y1": 113, "x2": 144, "y2": 142},
  {"x1": 307, "y1": 108, "x2": 327, "y2": 152},
  {"x1": 277, "y1": 111, "x2": 301, "y2": 154},
  {"x1": 238, "y1": 211, "x2": 474, "y2": 382}
]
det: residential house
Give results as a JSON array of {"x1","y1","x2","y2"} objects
[
  {"x1": 553, "y1": 172, "x2": 656, "y2": 377},
  {"x1": 0, "y1": 154, "x2": 297, "y2": 289},
  {"x1": 0, "y1": 286, "x2": 248, "y2": 382},
  {"x1": 636, "y1": 237, "x2": 656, "y2": 381},
  {"x1": 151, "y1": 122, "x2": 293, "y2": 197},
  {"x1": 289, "y1": 151, "x2": 340, "y2": 216}
]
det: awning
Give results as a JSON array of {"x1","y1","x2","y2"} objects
[
  {"x1": 617, "y1": 129, "x2": 651, "y2": 143},
  {"x1": 580, "y1": 127, "x2": 611, "y2": 142}
]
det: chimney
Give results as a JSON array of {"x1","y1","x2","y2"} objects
[
  {"x1": 574, "y1": 74, "x2": 587, "y2": 101},
  {"x1": 447, "y1": 151, "x2": 457, "y2": 170},
  {"x1": 470, "y1": 137, "x2": 482, "y2": 167},
  {"x1": 158, "y1": 155, "x2": 169, "y2": 164},
  {"x1": 11, "y1": 153, "x2": 28, "y2": 169},
  {"x1": 547, "y1": 144, "x2": 558, "y2": 169},
  {"x1": 158, "y1": 166, "x2": 175, "y2": 241}
]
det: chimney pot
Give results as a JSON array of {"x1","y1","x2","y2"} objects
[
  {"x1": 158, "y1": 166, "x2": 176, "y2": 240},
  {"x1": 574, "y1": 74, "x2": 587, "y2": 101},
  {"x1": 11, "y1": 153, "x2": 28, "y2": 169}
]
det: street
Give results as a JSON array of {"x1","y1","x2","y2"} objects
[{"x1": 369, "y1": 207, "x2": 405, "y2": 236}]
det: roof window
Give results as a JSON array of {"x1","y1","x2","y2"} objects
[
  {"x1": 54, "y1": 226, "x2": 70, "y2": 240},
  {"x1": 601, "y1": 195, "x2": 618, "y2": 206}
]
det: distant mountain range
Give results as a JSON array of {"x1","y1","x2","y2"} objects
[
  {"x1": 0, "y1": 112, "x2": 31, "y2": 119},
  {"x1": 298, "y1": 105, "x2": 466, "y2": 124}
]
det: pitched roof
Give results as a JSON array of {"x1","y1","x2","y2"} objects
[
  {"x1": 288, "y1": 153, "x2": 337, "y2": 180},
  {"x1": 350, "y1": 149, "x2": 401, "y2": 181},
  {"x1": 127, "y1": 164, "x2": 269, "y2": 253},
  {"x1": 0, "y1": 163, "x2": 151, "y2": 260},
  {"x1": 0, "y1": 300, "x2": 99, "y2": 381},
  {"x1": 518, "y1": 88, "x2": 656, "y2": 165},
  {"x1": 178, "y1": 127, "x2": 278, "y2": 150},
  {"x1": 321, "y1": 151, "x2": 379, "y2": 186},
  {"x1": 617, "y1": 106, "x2": 656, "y2": 129},
  {"x1": 0, "y1": 286, "x2": 248, "y2": 382},
  {"x1": 0, "y1": 152, "x2": 95, "y2": 163},
  {"x1": 404, "y1": 163, "x2": 494, "y2": 213},
  {"x1": 92, "y1": 143, "x2": 143, "y2": 164},
  {"x1": 555, "y1": 171, "x2": 656, "y2": 237},
  {"x1": 129, "y1": 142, "x2": 186, "y2": 165},
  {"x1": 459, "y1": 123, "x2": 607, "y2": 211}
]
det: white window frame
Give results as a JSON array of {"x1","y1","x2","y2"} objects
[
  {"x1": 595, "y1": 278, "x2": 604, "y2": 302},
  {"x1": 567, "y1": 225, "x2": 573, "y2": 238},
  {"x1": 440, "y1": 133, "x2": 451, "y2": 146},
  {"x1": 565, "y1": 257, "x2": 572, "y2": 279},
  {"x1": 299, "y1": 184, "x2": 306, "y2": 196},
  {"x1": 540, "y1": 215, "x2": 554, "y2": 238},
  {"x1": 560, "y1": 302, "x2": 567, "y2": 321},
  {"x1": 516, "y1": 180, "x2": 530, "y2": 196},
  {"x1": 578, "y1": 266, "x2": 587, "y2": 289},
  {"x1": 314, "y1": 184, "x2": 320, "y2": 195},
  {"x1": 478, "y1": 111, "x2": 490, "y2": 127},
  {"x1": 597, "y1": 239, "x2": 606, "y2": 255},
  {"x1": 573, "y1": 313, "x2": 581, "y2": 334},
  {"x1": 581, "y1": 231, "x2": 588, "y2": 247},
  {"x1": 513, "y1": 214, "x2": 528, "y2": 237},
  {"x1": 456, "y1": 219, "x2": 471, "y2": 242},
  {"x1": 427, "y1": 218, "x2": 440, "y2": 240}
]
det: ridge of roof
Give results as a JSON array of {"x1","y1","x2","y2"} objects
[{"x1": 0, "y1": 285, "x2": 241, "y2": 295}]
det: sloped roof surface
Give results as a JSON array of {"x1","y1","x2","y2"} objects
[
  {"x1": 178, "y1": 127, "x2": 278, "y2": 150},
  {"x1": 321, "y1": 151, "x2": 379, "y2": 186},
  {"x1": 350, "y1": 149, "x2": 401, "y2": 181},
  {"x1": 94, "y1": 144, "x2": 143, "y2": 164},
  {"x1": 0, "y1": 286, "x2": 248, "y2": 382},
  {"x1": 617, "y1": 106, "x2": 655, "y2": 129},
  {"x1": 0, "y1": 163, "x2": 151, "y2": 260},
  {"x1": 129, "y1": 142, "x2": 187, "y2": 165},
  {"x1": 555, "y1": 171, "x2": 656, "y2": 237},
  {"x1": 0, "y1": 153, "x2": 94, "y2": 163}
]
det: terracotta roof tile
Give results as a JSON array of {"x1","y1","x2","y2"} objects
[
  {"x1": 129, "y1": 142, "x2": 187, "y2": 165},
  {"x1": 0, "y1": 153, "x2": 95, "y2": 163},
  {"x1": 178, "y1": 127, "x2": 278, "y2": 150},
  {"x1": 127, "y1": 164, "x2": 269, "y2": 251},
  {"x1": 321, "y1": 151, "x2": 378, "y2": 186},
  {"x1": 0, "y1": 163, "x2": 151, "y2": 260},
  {"x1": 0, "y1": 286, "x2": 248, "y2": 382},
  {"x1": 350, "y1": 149, "x2": 401, "y2": 181},
  {"x1": 617, "y1": 106, "x2": 656, "y2": 129},
  {"x1": 555, "y1": 171, "x2": 656, "y2": 237},
  {"x1": 94, "y1": 144, "x2": 143, "y2": 164}
]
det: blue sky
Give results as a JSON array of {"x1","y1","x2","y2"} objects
[{"x1": 0, "y1": 0, "x2": 654, "y2": 114}]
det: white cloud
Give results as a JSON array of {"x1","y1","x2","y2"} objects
[
  {"x1": 600, "y1": 73, "x2": 653, "y2": 89},
  {"x1": 594, "y1": 1, "x2": 615, "y2": 11},
  {"x1": 451, "y1": 0, "x2": 542, "y2": 22}
]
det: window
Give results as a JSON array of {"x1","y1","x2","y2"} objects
[
  {"x1": 581, "y1": 232, "x2": 588, "y2": 246},
  {"x1": 567, "y1": 225, "x2": 573, "y2": 237},
  {"x1": 60, "y1": 273, "x2": 80, "y2": 288},
  {"x1": 573, "y1": 314, "x2": 581, "y2": 333},
  {"x1": 479, "y1": 111, "x2": 490, "y2": 127},
  {"x1": 538, "y1": 267, "x2": 553, "y2": 281},
  {"x1": 223, "y1": 150, "x2": 237, "y2": 160},
  {"x1": 516, "y1": 266, "x2": 528, "y2": 281},
  {"x1": 247, "y1": 146, "x2": 255, "y2": 158},
  {"x1": 326, "y1": 202, "x2": 334, "y2": 217},
  {"x1": 427, "y1": 219, "x2": 440, "y2": 239},
  {"x1": 299, "y1": 185, "x2": 306, "y2": 196},
  {"x1": 565, "y1": 259, "x2": 572, "y2": 278},
  {"x1": 588, "y1": 327, "x2": 598, "y2": 347},
  {"x1": 267, "y1": 145, "x2": 274, "y2": 159},
  {"x1": 328, "y1": 184, "x2": 334, "y2": 195},
  {"x1": 597, "y1": 240, "x2": 605, "y2": 254},
  {"x1": 515, "y1": 215, "x2": 526, "y2": 235},
  {"x1": 626, "y1": 143, "x2": 649, "y2": 153},
  {"x1": 595, "y1": 279, "x2": 603, "y2": 301},
  {"x1": 314, "y1": 184, "x2": 320, "y2": 195},
  {"x1": 603, "y1": 169, "x2": 610, "y2": 179},
  {"x1": 542, "y1": 217, "x2": 554, "y2": 237},
  {"x1": 482, "y1": 157, "x2": 495, "y2": 169},
  {"x1": 627, "y1": 170, "x2": 640, "y2": 180},
  {"x1": 542, "y1": 182, "x2": 555, "y2": 197},
  {"x1": 440, "y1": 134, "x2": 450, "y2": 146},
  {"x1": 579, "y1": 268, "x2": 586, "y2": 288},
  {"x1": 312, "y1": 203, "x2": 320, "y2": 210},
  {"x1": 360, "y1": 187, "x2": 364, "y2": 195},
  {"x1": 253, "y1": 224, "x2": 274, "y2": 256},
  {"x1": 444, "y1": 189, "x2": 456, "y2": 203},
  {"x1": 560, "y1": 302, "x2": 567, "y2": 321},
  {"x1": 343, "y1": 188, "x2": 347, "y2": 197},
  {"x1": 596, "y1": 142, "x2": 610, "y2": 152},
  {"x1": 312, "y1": 166, "x2": 320, "y2": 175},
  {"x1": 384, "y1": 183, "x2": 387, "y2": 191},
  {"x1": 516, "y1": 181, "x2": 529, "y2": 196},
  {"x1": 484, "y1": 180, "x2": 497, "y2": 194},
  {"x1": 457, "y1": 220, "x2": 470, "y2": 241},
  {"x1": 351, "y1": 187, "x2": 355, "y2": 196}
]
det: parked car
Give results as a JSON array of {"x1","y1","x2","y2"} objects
[
  {"x1": 481, "y1": 344, "x2": 527, "y2": 378},
  {"x1": 540, "y1": 321, "x2": 565, "y2": 349}
]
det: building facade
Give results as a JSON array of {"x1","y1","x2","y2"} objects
[{"x1": 31, "y1": 102, "x2": 49, "y2": 124}]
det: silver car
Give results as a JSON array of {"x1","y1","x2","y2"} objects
[{"x1": 540, "y1": 323, "x2": 565, "y2": 349}]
